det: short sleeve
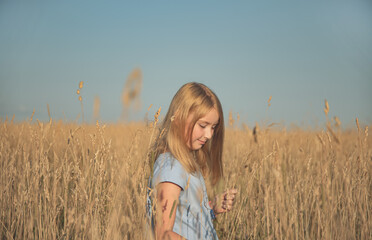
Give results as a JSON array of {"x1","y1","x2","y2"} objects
[{"x1": 152, "y1": 153, "x2": 188, "y2": 190}]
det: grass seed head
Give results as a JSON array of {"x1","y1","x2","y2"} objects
[
  {"x1": 334, "y1": 116, "x2": 341, "y2": 128},
  {"x1": 268, "y1": 95, "x2": 272, "y2": 107},
  {"x1": 229, "y1": 110, "x2": 234, "y2": 127},
  {"x1": 324, "y1": 99, "x2": 329, "y2": 116}
]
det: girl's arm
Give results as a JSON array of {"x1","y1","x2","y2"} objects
[{"x1": 155, "y1": 182, "x2": 186, "y2": 240}]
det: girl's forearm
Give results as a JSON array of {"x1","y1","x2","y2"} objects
[{"x1": 160, "y1": 230, "x2": 186, "y2": 240}]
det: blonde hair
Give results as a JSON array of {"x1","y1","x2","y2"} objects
[{"x1": 151, "y1": 82, "x2": 224, "y2": 185}]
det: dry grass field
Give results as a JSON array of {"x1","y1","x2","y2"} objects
[{"x1": 0, "y1": 115, "x2": 371, "y2": 239}]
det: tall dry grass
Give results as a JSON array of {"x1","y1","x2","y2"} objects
[
  {"x1": 121, "y1": 68, "x2": 142, "y2": 122},
  {"x1": 0, "y1": 116, "x2": 371, "y2": 239}
]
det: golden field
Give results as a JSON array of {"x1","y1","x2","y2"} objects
[{"x1": 0, "y1": 117, "x2": 371, "y2": 239}]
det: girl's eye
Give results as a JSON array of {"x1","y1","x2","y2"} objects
[{"x1": 199, "y1": 124, "x2": 206, "y2": 128}]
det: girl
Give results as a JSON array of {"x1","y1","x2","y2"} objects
[{"x1": 147, "y1": 82, "x2": 237, "y2": 240}]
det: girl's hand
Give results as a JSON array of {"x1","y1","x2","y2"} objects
[{"x1": 212, "y1": 189, "x2": 238, "y2": 214}]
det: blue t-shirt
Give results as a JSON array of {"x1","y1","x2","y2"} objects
[{"x1": 146, "y1": 152, "x2": 218, "y2": 240}]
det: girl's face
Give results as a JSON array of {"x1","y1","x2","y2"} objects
[{"x1": 186, "y1": 108, "x2": 219, "y2": 150}]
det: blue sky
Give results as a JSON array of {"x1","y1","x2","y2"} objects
[{"x1": 1, "y1": 1, "x2": 371, "y2": 128}]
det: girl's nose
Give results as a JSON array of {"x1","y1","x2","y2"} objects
[{"x1": 205, "y1": 128, "x2": 213, "y2": 139}]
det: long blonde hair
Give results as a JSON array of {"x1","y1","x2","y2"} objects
[{"x1": 151, "y1": 82, "x2": 224, "y2": 186}]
